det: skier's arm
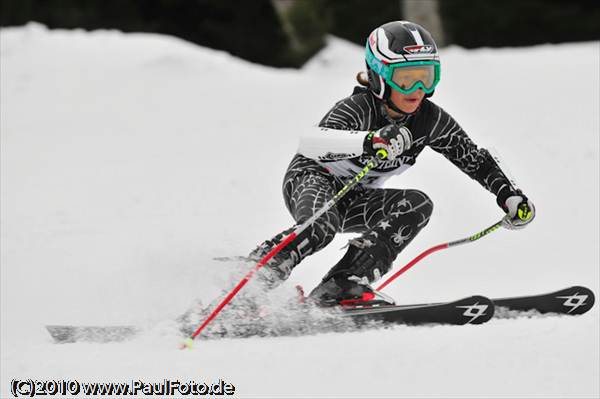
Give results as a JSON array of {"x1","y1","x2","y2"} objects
[
  {"x1": 427, "y1": 108, "x2": 528, "y2": 211},
  {"x1": 298, "y1": 125, "x2": 413, "y2": 162},
  {"x1": 298, "y1": 91, "x2": 383, "y2": 161},
  {"x1": 297, "y1": 126, "x2": 366, "y2": 161}
]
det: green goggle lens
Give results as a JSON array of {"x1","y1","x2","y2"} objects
[
  {"x1": 390, "y1": 64, "x2": 437, "y2": 94},
  {"x1": 366, "y1": 45, "x2": 440, "y2": 95}
]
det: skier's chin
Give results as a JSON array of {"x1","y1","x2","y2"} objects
[
  {"x1": 389, "y1": 90, "x2": 425, "y2": 114},
  {"x1": 392, "y1": 98, "x2": 422, "y2": 114},
  {"x1": 399, "y1": 100, "x2": 421, "y2": 113}
]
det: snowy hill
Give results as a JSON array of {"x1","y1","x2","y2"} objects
[{"x1": 1, "y1": 23, "x2": 599, "y2": 398}]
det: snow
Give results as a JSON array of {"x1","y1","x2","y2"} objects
[{"x1": 1, "y1": 23, "x2": 599, "y2": 398}]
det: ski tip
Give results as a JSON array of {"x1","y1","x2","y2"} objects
[
  {"x1": 212, "y1": 256, "x2": 252, "y2": 262},
  {"x1": 45, "y1": 325, "x2": 138, "y2": 344},
  {"x1": 558, "y1": 285, "x2": 595, "y2": 315},
  {"x1": 493, "y1": 285, "x2": 596, "y2": 317}
]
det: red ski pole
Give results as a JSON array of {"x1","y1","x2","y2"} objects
[
  {"x1": 181, "y1": 150, "x2": 388, "y2": 348},
  {"x1": 376, "y1": 219, "x2": 505, "y2": 291}
]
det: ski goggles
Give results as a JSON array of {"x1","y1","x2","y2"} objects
[{"x1": 366, "y1": 45, "x2": 440, "y2": 95}]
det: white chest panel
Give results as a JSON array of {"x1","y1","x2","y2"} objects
[{"x1": 316, "y1": 159, "x2": 413, "y2": 188}]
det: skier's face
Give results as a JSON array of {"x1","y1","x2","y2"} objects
[{"x1": 389, "y1": 88, "x2": 425, "y2": 114}]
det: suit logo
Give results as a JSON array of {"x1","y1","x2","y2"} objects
[{"x1": 319, "y1": 152, "x2": 355, "y2": 161}]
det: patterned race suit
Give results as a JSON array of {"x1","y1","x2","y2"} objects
[{"x1": 251, "y1": 87, "x2": 518, "y2": 288}]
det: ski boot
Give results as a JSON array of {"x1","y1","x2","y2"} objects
[
  {"x1": 308, "y1": 238, "x2": 396, "y2": 307},
  {"x1": 308, "y1": 275, "x2": 395, "y2": 307}
]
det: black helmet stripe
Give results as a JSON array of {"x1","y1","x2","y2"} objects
[{"x1": 373, "y1": 28, "x2": 408, "y2": 62}]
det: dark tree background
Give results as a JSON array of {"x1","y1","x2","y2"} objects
[
  {"x1": 440, "y1": 0, "x2": 600, "y2": 47},
  {"x1": 1, "y1": 0, "x2": 598, "y2": 67},
  {"x1": 0, "y1": 0, "x2": 291, "y2": 65}
]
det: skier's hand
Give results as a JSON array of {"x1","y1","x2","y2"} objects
[
  {"x1": 364, "y1": 124, "x2": 412, "y2": 161},
  {"x1": 502, "y1": 193, "x2": 535, "y2": 230}
]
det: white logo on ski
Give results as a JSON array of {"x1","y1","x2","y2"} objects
[
  {"x1": 456, "y1": 302, "x2": 489, "y2": 323},
  {"x1": 556, "y1": 293, "x2": 588, "y2": 313}
]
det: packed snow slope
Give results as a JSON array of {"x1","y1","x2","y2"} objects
[{"x1": 1, "y1": 23, "x2": 599, "y2": 398}]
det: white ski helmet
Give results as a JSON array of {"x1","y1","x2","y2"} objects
[{"x1": 366, "y1": 21, "x2": 441, "y2": 102}]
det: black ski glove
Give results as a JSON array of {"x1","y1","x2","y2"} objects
[
  {"x1": 501, "y1": 190, "x2": 535, "y2": 230},
  {"x1": 364, "y1": 124, "x2": 412, "y2": 161}
]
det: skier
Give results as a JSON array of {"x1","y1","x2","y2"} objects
[{"x1": 250, "y1": 20, "x2": 535, "y2": 306}]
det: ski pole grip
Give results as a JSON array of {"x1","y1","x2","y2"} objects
[
  {"x1": 376, "y1": 149, "x2": 388, "y2": 160},
  {"x1": 517, "y1": 203, "x2": 532, "y2": 221}
]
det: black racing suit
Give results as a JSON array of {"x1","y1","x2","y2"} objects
[{"x1": 252, "y1": 87, "x2": 519, "y2": 289}]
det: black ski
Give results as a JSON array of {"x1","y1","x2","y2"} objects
[
  {"x1": 493, "y1": 285, "x2": 595, "y2": 315},
  {"x1": 45, "y1": 295, "x2": 494, "y2": 343},
  {"x1": 46, "y1": 286, "x2": 596, "y2": 343},
  {"x1": 46, "y1": 325, "x2": 139, "y2": 344},
  {"x1": 213, "y1": 255, "x2": 252, "y2": 262},
  {"x1": 341, "y1": 295, "x2": 495, "y2": 326}
]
